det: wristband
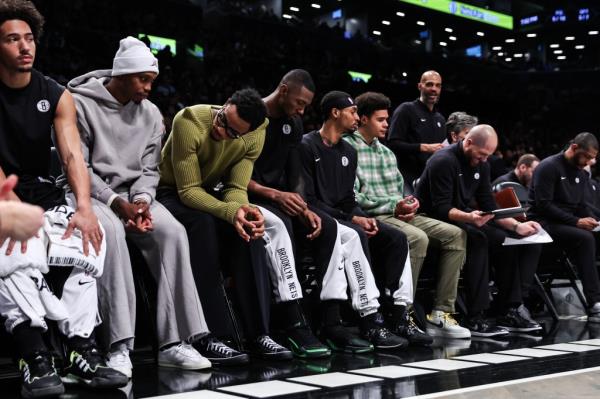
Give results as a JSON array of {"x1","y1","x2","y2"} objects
[{"x1": 512, "y1": 221, "x2": 521, "y2": 232}]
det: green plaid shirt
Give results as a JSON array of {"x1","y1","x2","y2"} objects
[{"x1": 343, "y1": 131, "x2": 404, "y2": 216}]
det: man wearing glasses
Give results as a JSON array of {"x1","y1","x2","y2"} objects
[{"x1": 158, "y1": 89, "x2": 294, "y2": 360}]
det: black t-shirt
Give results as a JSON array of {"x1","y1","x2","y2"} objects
[
  {"x1": 298, "y1": 131, "x2": 365, "y2": 220},
  {"x1": 386, "y1": 99, "x2": 446, "y2": 182},
  {"x1": 0, "y1": 69, "x2": 65, "y2": 206},
  {"x1": 528, "y1": 152, "x2": 591, "y2": 226},
  {"x1": 251, "y1": 115, "x2": 303, "y2": 195},
  {"x1": 492, "y1": 170, "x2": 520, "y2": 187},
  {"x1": 416, "y1": 141, "x2": 497, "y2": 222}
]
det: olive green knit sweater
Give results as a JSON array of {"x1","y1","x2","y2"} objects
[{"x1": 159, "y1": 104, "x2": 267, "y2": 224}]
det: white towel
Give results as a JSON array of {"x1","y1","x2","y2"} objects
[
  {"x1": 0, "y1": 267, "x2": 69, "y2": 332},
  {"x1": 44, "y1": 205, "x2": 106, "y2": 277},
  {"x1": 0, "y1": 231, "x2": 47, "y2": 277}
]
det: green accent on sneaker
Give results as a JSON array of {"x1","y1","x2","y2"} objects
[
  {"x1": 287, "y1": 338, "x2": 331, "y2": 358},
  {"x1": 325, "y1": 338, "x2": 374, "y2": 354}
]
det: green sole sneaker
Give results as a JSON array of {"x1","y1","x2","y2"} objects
[{"x1": 287, "y1": 338, "x2": 332, "y2": 359}]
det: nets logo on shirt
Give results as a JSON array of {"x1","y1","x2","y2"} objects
[
  {"x1": 36, "y1": 100, "x2": 50, "y2": 112},
  {"x1": 282, "y1": 124, "x2": 292, "y2": 135},
  {"x1": 341, "y1": 156, "x2": 349, "y2": 167}
]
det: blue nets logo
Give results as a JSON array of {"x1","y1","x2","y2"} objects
[
  {"x1": 449, "y1": 1, "x2": 458, "y2": 14},
  {"x1": 36, "y1": 100, "x2": 50, "y2": 112}
]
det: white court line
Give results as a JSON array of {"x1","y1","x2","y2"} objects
[{"x1": 402, "y1": 365, "x2": 600, "y2": 399}]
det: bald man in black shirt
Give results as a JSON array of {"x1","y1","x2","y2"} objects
[
  {"x1": 417, "y1": 125, "x2": 543, "y2": 336},
  {"x1": 387, "y1": 70, "x2": 446, "y2": 185}
]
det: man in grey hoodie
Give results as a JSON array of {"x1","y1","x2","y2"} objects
[{"x1": 66, "y1": 37, "x2": 240, "y2": 377}]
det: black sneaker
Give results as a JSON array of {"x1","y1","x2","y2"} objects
[
  {"x1": 497, "y1": 305, "x2": 542, "y2": 332},
  {"x1": 465, "y1": 316, "x2": 509, "y2": 337},
  {"x1": 196, "y1": 337, "x2": 249, "y2": 366},
  {"x1": 393, "y1": 309, "x2": 433, "y2": 346},
  {"x1": 320, "y1": 324, "x2": 374, "y2": 354},
  {"x1": 286, "y1": 326, "x2": 331, "y2": 359},
  {"x1": 251, "y1": 335, "x2": 293, "y2": 360},
  {"x1": 363, "y1": 326, "x2": 408, "y2": 350},
  {"x1": 19, "y1": 352, "x2": 65, "y2": 398},
  {"x1": 62, "y1": 345, "x2": 129, "y2": 388}
]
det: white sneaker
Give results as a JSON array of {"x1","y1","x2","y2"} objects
[
  {"x1": 107, "y1": 348, "x2": 133, "y2": 378},
  {"x1": 426, "y1": 310, "x2": 471, "y2": 339},
  {"x1": 158, "y1": 343, "x2": 211, "y2": 370}
]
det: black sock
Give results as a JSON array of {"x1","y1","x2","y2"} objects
[
  {"x1": 391, "y1": 304, "x2": 407, "y2": 325},
  {"x1": 277, "y1": 300, "x2": 304, "y2": 329},
  {"x1": 360, "y1": 312, "x2": 384, "y2": 330},
  {"x1": 67, "y1": 333, "x2": 96, "y2": 352},
  {"x1": 321, "y1": 300, "x2": 343, "y2": 326},
  {"x1": 13, "y1": 321, "x2": 47, "y2": 359}
]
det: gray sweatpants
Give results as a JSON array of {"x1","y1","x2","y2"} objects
[{"x1": 74, "y1": 195, "x2": 209, "y2": 350}]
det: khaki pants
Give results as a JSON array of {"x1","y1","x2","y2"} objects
[{"x1": 376, "y1": 214, "x2": 466, "y2": 312}]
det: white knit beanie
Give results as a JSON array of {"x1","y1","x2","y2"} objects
[{"x1": 111, "y1": 36, "x2": 159, "y2": 77}]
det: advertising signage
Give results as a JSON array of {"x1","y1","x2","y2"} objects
[{"x1": 398, "y1": 0, "x2": 513, "y2": 30}]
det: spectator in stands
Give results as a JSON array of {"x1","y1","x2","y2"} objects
[
  {"x1": 0, "y1": 175, "x2": 44, "y2": 241},
  {"x1": 443, "y1": 111, "x2": 478, "y2": 146},
  {"x1": 0, "y1": 1, "x2": 127, "y2": 396},
  {"x1": 493, "y1": 153, "x2": 540, "y2": 189},
  {"x1": 157, "y1": 88, "x2": 294, "y2": 360},
  {"x1": 249, "y1": 70, "x2": 378, "y2": 355},
  {"x1": 528, "y1": 132, "x2": 600, "y2": 322},
  {"x1": 387, "y1": 70, "x2": 445, "y2": 184},
  {"x1": 299, "y1": 90, "x2": 412, "y2": 351},
  {"x1": 345, "y1": 92, "x2": 469, "y2": 341},
  {"x1": 66, "y1": 36, "x2": 216, "y2": 376},
  {"x1": 416, "y1": 125, "x2": 543, "y2": 336}
]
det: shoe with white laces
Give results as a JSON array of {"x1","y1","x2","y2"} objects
[
  {"x1": 427, "y1": 310, "x2": 471, "y2": 339},
  {"x1": 106, "y1": 348, "x2": 132, "y2": 379},
  {"x1": 251, "y1": 335, "x2": 293, "y2": 360},
  {"x1": 158, "y1": 343, "x2": 211, "y2": 370},
  {"x1": 589, "y1": 302, "x2": 600, "y2": 323},
  {"x1": 195, "y1": 337, "x2": 249, "y2": 366}
]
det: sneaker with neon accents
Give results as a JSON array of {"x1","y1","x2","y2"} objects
[
  {"x1": 19, "y1": 351, "x2": 64, "y2": 398},
  {"x1": 285, "y1": 325, "x2": 331, "y2": 358},
  {"x1": 62, "y1": 345, "x2": 129, "y2": 388}
]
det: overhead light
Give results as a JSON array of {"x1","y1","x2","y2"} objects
[
  {"x1": 477, "y1": 31, "x2": 485, "y2": 37},
  {"x1": 505, "y1": 57, "x2": 512, "y2": 62},
  {"x1": 417, "y1": 20, "x2": 426, "y2": 26},
  {"x1": 372, "y1": 30, "x2": 381, "y2": 36},
  {"x1": 514, "y1": 53, "x2": 523, "y2": 58},
  {"x1": 557, "y1": 55, "x2": 566, "y2": 60},
  {"x1": 382, "y1": 20, "x2": 391, "y2": 25},
  {"x1": 576, "y1": 45, "x2": 585, "y2": 50},
  {"x1": 445, "y1": 27, "x2": 453, "y2": 33},
  {"x1": 497, "y1": 52, "x2": 504, "y2": 56},
  {"x1": 289, "y1": 6, "x2": 299, "y2": 12},
  {"x1": 565, "y1": 36, "x2": 575, "y2": 41},
  {"x1": 282, "y1": 14, "x2": 292, "y2": 19},
  {"x1": 310, "y1": 3, "x2": 321, "y2": 8},
  {"x1": 402, "y1": 72, "x2": 408, "y2": 77},
  {"x1": 439, "y1": 41, "x2": 447, "y2": 46},
  {"x1": 527, "y1": 33, "x2": 537, "y2": 38},
  {"x1": 449, "y1": 36, "x2": 457, "y2": 41},
  {"x1": 589, "y1": 30, "x2": 599, "y2": 35},
  {"x1": 505, "y1": 38, "x2": 515, "y2": 43},
  {"x1": 553, "y1": 50, "x2": 563, "y2": 54},
  {"x1": 492, "y1": 46, "x2": 502, "y2": 50},
  {"x1": 550, "y1": 43, "x2": 560, "y2": 48},
  {"x1": 396, "y1": 11, "x2": 405, "y2": 17}
]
